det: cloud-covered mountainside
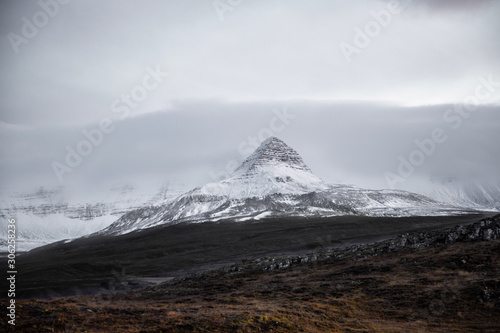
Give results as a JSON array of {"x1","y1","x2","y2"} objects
[{"x1": 0, "y1": 183, "x2": 181, "y2": 251}]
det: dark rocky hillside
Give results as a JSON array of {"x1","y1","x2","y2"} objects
[
  {"x1": 2, "y1": 214, "x2": 499, "y2": 332},
  {"x1": 11, "y1": 214, "x2": 489, "y2": 298}
]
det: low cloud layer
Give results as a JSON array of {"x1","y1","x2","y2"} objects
[
  {"x1": 1, "y1": 102, "x2": 498, "y2": 196},
  {"x1": 0, "y1": 1, "x2": 498, "y2": 197}
]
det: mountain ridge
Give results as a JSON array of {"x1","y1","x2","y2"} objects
[{"x1": 100, "y1": 137, "x2": 475, "y2": 235}]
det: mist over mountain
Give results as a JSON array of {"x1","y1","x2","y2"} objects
[
  {"x1": 0, "y1": 182, "x2": 184, "y2": 251},
  {"x1": 2, "y1": 103, "x2": 499, "y2": 196}
]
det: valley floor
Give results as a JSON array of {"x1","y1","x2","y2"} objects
[{"x1": 2, "y1": 233, "x2": 499, "y2": 332}]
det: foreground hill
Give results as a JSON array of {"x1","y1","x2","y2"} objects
[
  {"x1": 13, "y1": 214, "x2": 487, "y2": 298},
  {"x1": 2, "y1": 214, "x2": 499, "y2": 332}
]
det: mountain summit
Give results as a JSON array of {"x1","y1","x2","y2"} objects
[
  {"x1": 235, "y1": 137, "x2": 313, "y2": 175},
  {"x1": 214, "y1": 137, "x2": 326, "y2": 199},
  {"x1": 101, "y1": 137, "x2": 473, "y2": 235}
]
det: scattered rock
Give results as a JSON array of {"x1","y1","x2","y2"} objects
[{"x1": 192, "y1": 214, "x2": 500, "y2": 276}]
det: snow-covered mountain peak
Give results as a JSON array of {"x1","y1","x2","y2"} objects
[
  {"x1": 99, "y1": 138, "x2": 480, "y2": 236},
  {"x1": 197, "y1": 137, "x2": 326, "y2": 199},
  {"x1": 234, "y1": 137, "x2": 313, "y2": 176}
]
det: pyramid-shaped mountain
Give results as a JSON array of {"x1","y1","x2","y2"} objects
[
  {"x1": 235, "y1": 136, "x2": 313, "y2": 175},
  {"x1": 102, "y1": 137, "x2": 472, "y2": 235},
  {"x1": 202, "y1": 137, "x2": 327, "y2": 199}
]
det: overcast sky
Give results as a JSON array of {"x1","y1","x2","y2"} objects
[{"x1": 0, "y1": 0, "x2": 499, "y2": 196}]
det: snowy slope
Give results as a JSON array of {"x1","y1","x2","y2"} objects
[
  {"x1": 420, "y1": 178, "x2": 500, "y2": 211},
  {"x1": 197, "y1": 136, "x2": 329, "y2": 199},
  {"x1": 102, "y1": 137, "x2": 473, "y2": 236},
  {"x1": 0, "y1": 182, "x2": 183, "y2": 251},
  {"x1": 0, "y1": 213, "x2": 117, "y2": 252}
]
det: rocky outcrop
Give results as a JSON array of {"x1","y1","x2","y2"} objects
[{"x1": 201, "y1": 214, "x2": 500, "y2": 275}]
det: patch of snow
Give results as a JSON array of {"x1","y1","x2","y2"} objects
[{"x1": 253, "y1": 211, "x2": 273, "y2": 220}]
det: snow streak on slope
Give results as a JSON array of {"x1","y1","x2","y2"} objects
[{"x1": 102, "y1": 137, "x2": 474, "y2": 236}]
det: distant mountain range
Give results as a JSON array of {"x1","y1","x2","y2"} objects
[
  {"x1": 422, "y1": 178, "x2": 500, "y2": 211},
  {"x1": 0, "y1": 183, "x2": 182, "y2": 251}
]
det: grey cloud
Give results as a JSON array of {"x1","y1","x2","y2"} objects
[
  {"x1": 410, "y1": 0, "x2": 493, "y2": 12},
  {"x1": 0, "y1": 1, "x2": 498, "y2": 197},
  {"x1": 1, "y1": 0, "x2": 499, "y2": 127},
  {"x1": 1, "y1": 101, "x2": 499, "y2": 196}
]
